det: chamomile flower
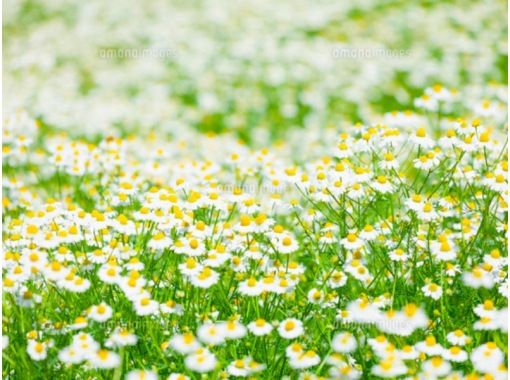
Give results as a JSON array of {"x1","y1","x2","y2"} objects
[
  {"x1": 462, "y1": 266, "x2": 494, "y2": 288},
  {"x1": 226, "y1": 357, "x2": 265, "y2": 377},
  {"x1": 126, "y1": 370, "x2": 158, "y2": 380},
  {"x1": 27, "y1": 340, "x2": 48, "y2": 361},
  {"x1": 88, "y1": 349, "x2": 121, "y2": 369},
  {"x1": 133, "y1": 296, "x2": 159, "y2": 316},
  {"x1": 422, "y1": 283, "x2": 443, "y2": 300},
  {"x1": 415, "y1": 335, "x2": 444, "y2": 356},
  {"x1": 58, "y1": 345, "x2": 84, "y2": 364},
  {"x1": 248, "y1": 319, "x2": 273, "y2": 336},
  {"x1": 238, "y1": 277, "x2": 263, "y2": 296},
  {"x1": 331, "y1": 332, "x2": 357, "y2": 353},
  {"x1": 446, "y1": 330, "x2": 470, "y2": 346},
  {"x1": 87, "y1": 302, "x2": 113, "y2": 322},
  {"x1": 278, "y1": 318, "x2": 304, "y2": 339},
  {"x1": 184, "y1": 348, "x2": 217, "y2": 373},
  {"x1": 421, "y1": 357, "x2": 452, "y2": 377},
  {"x1": 169, "y1": 333, "x2": 201, "y2": 354},
  {"x1": 197, "y1": 322, "x2": 226, "y2": 346},
  {"x1": 443, "y1": 346, "x2": 468, "y2": 362},
  {"x1": 470, "y1": 342, "x2": 505, "y2": 374},
  {"x1": 289, "y1": 350, "x2": 321, "y2": 369},
  {"x1": 341, "y1": 232, "x2": 365, "y2": 251},
  {"x1": 371, "y1": 358, "x2": 408, "y2": 378}
]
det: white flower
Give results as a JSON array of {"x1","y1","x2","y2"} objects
[
  {"x1": 415, "y1": 336, "x2": 444, "y2": 356},
  {"x1": 446, "y1": 330, "x2": 470, "y2": 346},
  {"x1": 27, "y1": 340, "x2": 47, "y2": 361},
  {"x1": 371, "y1": 358, "x2": 408, "y2": 378},
  {"x1": 88, "y1": 349, "x2": 121, "y2": 369},
  {"x1": 126, "y1": 370, "x2": 158, "y2": 380},
  {"x1": 133, "y1": 296, "x2": 159, "y2": 316},
  {"x1": 421, "y1": 357, "x2": 452, "y2": 377},
  {"x1": 278, "y1": 318, "x2": 304, "y2": 339},
  {"x1": 197, "y1": 323, "x2": 226, "y2": 346},
  {"x1": 248, "y1": 319, "x2": 273, "y2": 336},
  {"x1": 289, "y1": 350, "x2": 321, "y2": 369},
  {"x1": 221, "y1": 320, "x2": 247, "y2": 340},
  {"x1": 58, "y1": 346, "x2": 84, "y2": 364},
  {"x1": 184, "y1": 348, "x2": 217, "y2": 373},
  {"x1": 169, "y1": 333, "x2": 201, "y2": 355},
  {"x1": 87, "y1": 302, "x2": 113, "y2": 322},
  {"x1": 443, "y1": 346, "x2": 468, "y2": 362},
  {"x1": 470, "y1": 342, "x2": 505, "y2": 374},
  {"x1": 106, "y1": 328, "x2": 138, "y2": 348},
  {"x1": 422, "y1": 283, "x2": 442, "y2": 300},
  {"x1": 331, "y1": 332, "x2": 357, "y2": 353}
]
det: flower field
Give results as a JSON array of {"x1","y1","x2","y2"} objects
[{"x1": 2, "y1": 0, "x2": 508, "y2": 379}]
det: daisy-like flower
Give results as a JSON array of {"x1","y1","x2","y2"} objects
[
  {"x1": 462, "y1": 266, "x2": 494, "y2": 288},
  {"x1": 106, "y1": 328, "x2": 138, "y2": 348},
  {"x1": 379, "y1": 152, "x2": 399, "y2": 170},
  {"x1": 421, "y1": 357, "x2": 452, "y2": 378},
  {"x1": 184, "y1": 348, "x2": 217, "y2": 373},
  {"x1": 69, "y1": 316, "x2": 88, "y2": 330},
  {"x1": 359, "y1": 224, "x2": 378, "y2": 241},
  {"x1": 416, "y1": 202, "x2": 439, "y2": 222},
  {"x1": 221, "y1": 320, "x2": 247, "y2": 340},
  {"x1": 415, "y1": 335, "x2": 444, "y2": 356},
  {"x1": 327, "y1": 270, "x2": 348, "y2": 288},
  {"x1": 410, "y1": 127, "x2": 435, "y2": 148},
  {"x1": 474, "y1": 299, "x2": 498, "y2": 318},
  {"x1": 371, "y1": 357, "x2": 408, "y2": 378},
  {"x1": 169, "y1": 333, "x2": 201, "y2": 354},
  {"x1": 470, "y1": 342, "x2": 505, "y2": 374},
  {"x1": 133, "y1": 295, "x2": 159, "y2": 316},
  {"x1": 126, "y1": 370, "x2": 158, "y2": 380},
  {"x1": 347, "y1": 298, "x2": 381, "y2": 324},
  {"x1": 248, "y1": 319, "x2": 273, "y2": 336},
  {"x1": 474, "y1": 316, "x2": 499, "y2": 331},
  {"x1": 97, "y1": 263, "x2": 122, "y2": 284},
  {"x1": 197, "y1": 322, "x2": 226, "y2": 346},
  {"x1": 307, "y1": 288, "x2": 324, "y2": 304},
  {"x1": 238, "y1": 277, "x2": 263, "y2": 296},
  {"x1": 71, "y1": 332, "x2": 100, "y2": 355},
  {"x1": 443, "y1": 346, "x2": 468, "y2": 362},
  {"x1": 226, "y1": 357, "x2": 266, "y2": 377},
  {"x1": 160, "y1": 300, "x2": 184, "y2": 315},
  {"x1": 146, "y1": 230, "x2": 174, "y2": 249},
  {"x1": 278, "y1": 318, "x2": 304, "y2": 339},
  {"x1": 414, "y1": 151, "x2": 440, "y2": 171},
  {"x1": 27, "y1": 340, "x2": 48, "y2": 361},
  {"x1": 372, "y1": 176, "x2": 393, "y2": 193},
  {"x1": 406, "y1": 193, "x2": 425, "y2": 212},
  {"x1": 88, "y1": 349, "x2": 121, "y2": 369},
  {"x1": 58, "y1": 345, "x2": 84, "y2": 364},
  {"x1": 400, "y1": 303, "x2": 429, "y2": 335},
  {"x1": 289, "y1": 350, "x2": 321, "y2": 369},
  {"x1": 331, "y1": 332, "x2": 357, "y2": 353},
  {"x1": 272, "y1": 234, "x2": 299, "y2": 254},
  {"x1": 189, "y1": 267, "x2": 219, "y2": 288},
  {"x1": 388, "y1": 248, "x2": 409, "y2": 262},
  {"x1": 446, "y1": 329, "x2": 470, "y2": 346},
  {"x1": 422, "y1": 283, "x2": 442, "y2": 300},
  {"x1": 397, "y1": 345, "x2": 419, "y2": 360},
  {"x1": 431, "y1": 238, "x2": 457, "y2": 261},
  {"x1": 87, "y1": 302, "x2": 113, "y2": 322},
  {"x1": 340, "y1": 232, "x2": 365, "y2": 251},
  {"x1": 167, "y1": 374, "x2": 190, "y2": 380}
]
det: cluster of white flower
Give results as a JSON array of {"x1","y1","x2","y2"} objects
[{"x1": 2, "y1": 0, "x2": 508, "y2": 378}]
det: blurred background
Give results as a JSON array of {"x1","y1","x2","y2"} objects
[{"x1": 3, "y1": 0, "x2": 508, "y2": 144}]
